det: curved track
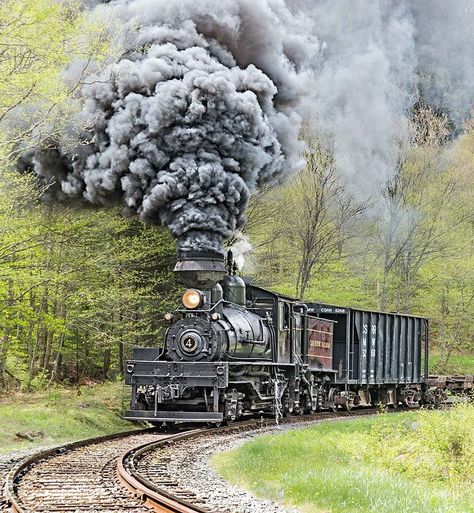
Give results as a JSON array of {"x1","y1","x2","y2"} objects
[
  {"x1": 6, "y1": 407, "x2": 425, "y2": 513},
  {"x1": 5, "y1": 428, "x2": 183, "y2": 513},
  {"x1": 118, "y1": 410, "x2": 380, "y2": 513}
]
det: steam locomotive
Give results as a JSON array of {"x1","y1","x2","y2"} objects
[{"x1": 123, "y1": 251, "x2": 469, "y2": 425}]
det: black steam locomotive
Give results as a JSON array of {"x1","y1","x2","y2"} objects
[{"x1": 122, "y1": 251, "x2": 454, "y2": 425}]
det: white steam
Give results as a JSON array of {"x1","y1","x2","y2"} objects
[{"x1": 229, "y1": 231, "x2": 253, "y2": 270}]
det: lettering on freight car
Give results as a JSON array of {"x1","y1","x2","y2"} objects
[
  {"x1": 307, "y1": 317, "x2": 334, "y2": 369},
  {"x1": 309, "y1": 340, "x2": 332, "y2": 349},
  {"x1": 370, "y1": 324, "x2": 377, "y2": 380},
  {"x1": 361, "y1": 323, "x2": 368, "y2": 381},
  {"x1": 320, "y1": 307, "x2": 346, "y2": 314}
]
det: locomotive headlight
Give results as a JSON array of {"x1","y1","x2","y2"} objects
[{"x1": 182, "y1": 289, "x2": 203, "y2": 309}]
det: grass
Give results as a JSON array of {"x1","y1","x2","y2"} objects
[
  {"x1": 428, "y1": 351, "x2": 474, "y2": 375},
  {"x1": 0, "y1": 381, "x2": 140, "y2": 455},
  {"x1": 212, "y1": 406, "x2": 474, "y2": 513}
]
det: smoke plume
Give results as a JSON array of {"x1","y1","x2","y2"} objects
[
  {"x1": 294, "y1": 0, "x2": 474, "y2": 194},
  {"x1": 24, "y1": 0, "x2": 315, "y2": 255},
  {"x1": 20, "y1": 0, "x2": 474, "y2": 253}
]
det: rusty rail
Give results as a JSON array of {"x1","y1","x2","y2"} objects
[
  {"x1": 5, "y1": 427, "x2": 157, "y2": 513},
  {"x1": 117, "y1": 410, "x2": 380, "y2": 513}
]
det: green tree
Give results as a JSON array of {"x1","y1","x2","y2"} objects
[
  {"x1": 0, "y1": 171, "x2": 179, "y2": 389},
  {"x1": 0, "y1": 0, "x2": 119, "y2": 163},
  {"x1": 244, "y1": 138, "x2": 366, "y2": 300}
]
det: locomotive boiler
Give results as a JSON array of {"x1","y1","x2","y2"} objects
[
  {"x1": 123, "y1": 250, "x2": 454, "y2": 425},
  {"x1": 164, "y1": 255, "x2": 272, "y2": 364}
]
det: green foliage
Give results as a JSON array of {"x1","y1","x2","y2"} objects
[
  {"x1": 429, "y1": 352, "x2": 474, "y2": 375},
  {"x1": 367, "y1": 403, "x2": 474, "y2": 486},
  {"x1": 0, "y1": 0, "x2": 182, "y2": 391},
  {"x1": 212, "y1": 410, "x2": 474, "y2": 513},
  {"x1": 0, "y1": 380, "x2": 139, "y2": 454},
  {"x1": 0, "y1": 171, "x2": 180, "y2": 389},
  {"x1": 0, "y1": 0, "x2": 120, "y2": 163}
]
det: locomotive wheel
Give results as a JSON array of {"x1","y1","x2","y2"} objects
[
  {"x1": 344, "y1": 392, "x2": 356, "y2": 412},
  {"x1": 303, "y1": 393, "x2": 316, "y2": 414},
  {"x1": 328, "y1": 388, "x2": 338, "y2": 412}
]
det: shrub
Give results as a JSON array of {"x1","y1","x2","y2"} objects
[{"x1": 367, "y1": 403, "x2": 474, "y2": 486}]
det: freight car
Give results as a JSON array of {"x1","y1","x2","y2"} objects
[{"x1": 123, "y1": 251, "x2": 451, "y2": 425}]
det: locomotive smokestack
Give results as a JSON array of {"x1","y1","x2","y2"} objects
[{"x1": 174, "y1": 250, "x2": 226, "y2": 288}]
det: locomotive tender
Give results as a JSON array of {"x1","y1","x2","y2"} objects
[{"x1": 124, "y1": 251, "x2": 434, "y2": 424}]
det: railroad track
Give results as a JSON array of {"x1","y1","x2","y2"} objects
[
  {"x1": 118, "y1": 410, "x2": 381, "y2": 513},
  {"x1": 5, "y1": 407, "x2": 419, "y2": 513},
  {"x1": 4, "y1": 427, "x2": 187, "y2": 513}
]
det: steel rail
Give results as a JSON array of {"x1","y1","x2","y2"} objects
[
  {"x1": 5, "y1": 426, "x2": 157, "y2": 513},
  {"x1": 117, "y1": 410, "x2": 379, "y2": 513}
]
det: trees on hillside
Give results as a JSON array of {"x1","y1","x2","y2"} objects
[
  {"x1": 376, "y1": 107, "x2": 456, "y2": 311},
  {"x1": 0, "y1": 0, "x2": 170, "y2": 390},
  {"x1": 0, "y1": 172, "x2": 179, "y2": 389},
  {"x1": 242, "y1": 138, "x2": 366, "y2": 299},
  {"x1": 0, "y1": 0, "x2": 119, "y2": 164},
  {"x1": 245, "y1": 110, "x2": 474, "y2": 369},
  {"x1": 292, "y1": 140, "x2": 367, "y2": 299}
]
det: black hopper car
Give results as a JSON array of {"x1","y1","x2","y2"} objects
[{"x1": 123, "y1": 251, "x2": 472, "y2": 424}]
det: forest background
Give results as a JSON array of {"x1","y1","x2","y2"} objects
[{"x1": 0, "y1": 0, "x2": 472, "y2": 393}]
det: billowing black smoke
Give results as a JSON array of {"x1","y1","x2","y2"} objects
[
  {"x1": 17, "y1": 0, "x2": 474, "y2": 256},
  {"x1": 24, "y1": 0, "x2": 314, "y2": 254}
]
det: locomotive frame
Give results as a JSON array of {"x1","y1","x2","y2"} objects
[{"x1": 123, "y1": 251, "x2": 435, "y2": 425}]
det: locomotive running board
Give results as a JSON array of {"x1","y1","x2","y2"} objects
[{"x1": 122, "y1": 410, "x2": 224, "y2": 422}]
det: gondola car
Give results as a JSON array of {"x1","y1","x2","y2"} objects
[{"x1": 123, "y1": 251, "x2": 431, "y2": 424}]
